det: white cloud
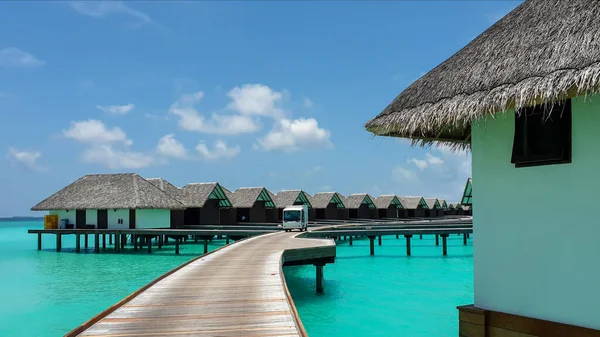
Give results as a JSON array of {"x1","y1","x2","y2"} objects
[
  {"x1": 303, "y1": 97, "x2": 314, "y2": 109},
  {"x1": 408, "y1": 158, "x2": 428, "y2": 170},
  {"x1": 156, "y1": 134, "x2": 187, "y2": 159},
  {"x1": 0, "y1": 47, "x2": 45, "y2": 67},
  {"x1": 62, "y1": 120, "x2": 131, "y2": 145},
  {"x1": 96, "y1": 103, "x2": 135, "y2": 114},
  {"x1": 6, "y1": 147, "x2": 46, "y2": 171},
  {"x1": 69, "y1": 1, "x2": 162, "y2": 29},
  {"x1": 425, "y1": 153, "x2": 444, "y2": 165},
  {"x1": 392, "y1": 166, "x2": 417, "y2": 182},
  {"x1": 227, "y1": 84, "x2": 284, "y2": 118},
  {"x1": 82, "y1": 145, "x2": 154, "y2": 169},
  {"x1": 256, "y1": 118, "x2": 333, "y2": 152},
  {"x1": 169, "y1": 91, "x2": 261, "y2": 135},
  {"x1": 196, "y1": 140, "x2": 240, "y2": 161}
]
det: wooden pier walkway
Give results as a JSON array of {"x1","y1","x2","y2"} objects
[{"x1": 67, "y1": 231, "x2": 335, "y2": 337}]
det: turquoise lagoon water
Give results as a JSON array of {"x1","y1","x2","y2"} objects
[{"x1": 0, "y1": 221, "x2": 473, "y2": 336}]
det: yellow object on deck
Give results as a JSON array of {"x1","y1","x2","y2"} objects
[{"x1": 44, "y1": 215, "x2": 58, "y2": 229}]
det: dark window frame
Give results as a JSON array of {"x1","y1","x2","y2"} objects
[{"x1": 511, "y1": 99, "x2": 572, "y2": 168}]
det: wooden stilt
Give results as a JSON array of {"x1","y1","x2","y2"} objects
[
  {"x1": 369, "y1": 236, "x2": 375, "y2": 256},
  {"x1": 420, "y1": 234, "x2": 422, "y2": 239},
  {"x1": 226, "y1": 237, "x2": 230, "y2": 244},
  {"x1": 396, "y1": 234, "x2": 399, "y2": 239},
  {"x1": 204, "y1": 240, "x2": 208, "y2": 254},
  {"x1": 405, "y1": 235, "x2": 412, "y2": 256},
  {"x1": 94, "y1": 234, "x2": 100, "y2": 253},
  {"x1": 148, "y1": 237, "x2": 152, "y2": 254},
  {"x1": 195, "y1": 235, "x2": 198, "y2": 244},
  {"x1": 76, "y1": 234, "x2": 81, "y2": 253},
  {"x1": 435, "y1": 234, "x2": 439, "y2": 246},
  {"x1": 441, "y1": 234, "x2": 448, "y2": 256},
  {"x1": 349, "y1": 236, "x2": 353, "y2": 246},
  {"x1": 175, "y1": 239, "x2": 180, "y2": 255},
  {"x1": 115, "y1": 234, "x2": 120, "y2": 252},
  {"x1": 378, "y1": 235, "x2": 382, "y2": 246},
  {"x1": 158, "y1": 235, "x2": 163, "y2": 249},
  {"x1": 84, "y1": 234, "x2": 88, "y2": 248},
  {"x1": 37, "y1": 233, "x2": 42, "y2": 250},
  {"x1": 109, "y1": 234, "x2": 113, "y2": 245},
  {"x1": 463, "y1": 233, "x2": 467, "y2": 245},
  {"x1": 121, "y1": 235, "x2": 126, "y2": 249},
  {"x1": 102, "y1": 234, "x2": 106, "y2": 250},
  {"x1": 56, "y1": 234, "x2": 62, "y2": 252},
  {"x1": 315, "y1": 264, "x2": 324, "y2": 294}
]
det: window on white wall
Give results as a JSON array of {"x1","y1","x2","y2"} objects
[{"x1": 511, "y1": 99, "x2": 572, "y2": 168}]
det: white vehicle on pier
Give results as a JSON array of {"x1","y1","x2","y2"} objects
[{"x1": 282, "y1": 204, "x2": 308, "y2": 232}]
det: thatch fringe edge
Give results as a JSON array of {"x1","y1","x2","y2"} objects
[{"x1": 366, "y1": 61, "x2": 600, "y2": 151}]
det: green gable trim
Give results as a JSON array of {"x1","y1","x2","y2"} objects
[
  {"x1": 448, "y1": 204, "x2": 455, "y2": 210},
  {"x1": 257, "y1": 188, "x2": 275, "y2": 208},
  {"x1": 209, "y1": 184, "x2": 232, "y2": 207},
  {"x1": 390, "y1": 196, "x2": 404, "y2": 209},
  {"x1": 361, "y1": 195, "x2": 376, "y2": 209},
  {"x1": 461, "y1": 178, "x2": 472, "y2": 206},
  {"x1": 330, "y1": 193, "x2": 345, "y2": 208},
  {"x1": 419, "y1": 198, "x2": 429, "y2": 209},
  {"x1": 294, "y1": 191, "x2": 312, "y2": 208},
  {"x1": 442, "y1": 200, "x2": 448, "y2": 210},
  {"x1": 434, "y1": 200, "x2": 441, "y2": 209}
]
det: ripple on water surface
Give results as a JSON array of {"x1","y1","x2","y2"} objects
[{"x1": 0, "y1": 223, "x2": 473, "y2": 337}]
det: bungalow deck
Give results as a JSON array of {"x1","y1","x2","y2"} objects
[{"x1": 65, "y1": 231, "x2": 335, "y2": 337}]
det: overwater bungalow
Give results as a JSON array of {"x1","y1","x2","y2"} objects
[
  {"x1": 146, "y1": 177, "x2": 185, "y2": 228},
  {"x1": 364, "y1": 0, "x2": 600, "y2": 334},
  {"x1": 399, "y1": 196, "x2": 428, "y2": 218},
  {"x1": 373, "y1": 195, "x2": 405, "y2": 218},
  {"x1": 461, "y1": 178, "x2": 472, "y2": 209},
  {"x1": 272, "y1": 190, "x2": 314, "y2": 221},
  {"x1": 311, "y1": 192, "x2": 346, "y2": 220},
  {"x1": 180, "y1": 182, "x2": 232, "y2": 226},
  {"x1": 454, "y1": 203, "x2": 465, "y2": 216},
  {"x1": 220, "y1": 187, "x2": 276, "y2": 224},
  {"x1": 344, "y1": 193, "x2": 378, "y2": 219},
  {"x1": 439, "y1": 199, "x2": 448, "y2": 215},
  {"x1": 31, "y1": 173, "x2": 185, "y2": 229},
  {"x1": 423, "y1": 198, "x2": 442, "y2": 217},
  {"x1": 446, "y1": 203, "x2": 456, "y2": 216}
]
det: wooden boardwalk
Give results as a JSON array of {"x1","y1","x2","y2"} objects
[{"x1": 68, "y1": 231, "x2": 335, "y2": 337}]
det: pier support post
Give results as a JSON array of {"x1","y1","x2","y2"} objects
[
  {"x1": 194, "y1": 235, "x2": 198, "y2": 244},
  {"x1": 56, "y1": 234, "x2": 62, "y2": 252},
  {"x1": 121, "y1": 235, "x2": 126, "y2": 249},
  {"x1": 420, "y1": 234, "x2": 422, "y2": 239},
  {"x1": 148, "y1": 237, "x2": 152, "y2": 254},
  {"x1": 94, "y1": 234, "x2": 100, "y2": 253},
  {"x1": 349, "y1": 236, "x2": 353, "y2": 246},
  {"x1": 76, "y1": 234, "x2": 81, "y2": 253},
  {"x1": 115, "y1": 234, "x2": 121, "y2": 253},
  {"x1": 314, "y1": 263, "x2": 324, "y2": 294},
  {"x1": 109, "y1": 234, "x2": 113, "y2": 245},
  {"x1": 441, "y1": 234, "x2": 449, "y2": 256},
  {"x1": 405, "y1": 235, "x2": 412, "y2": 256},
  {"x1": 396, "y1": 234, "x2": 399, "y2": 239},
  {"x1": 84, "y1": 234, "x2": 88, "y2": 248},
  {"x1": 463, "y1": 233, "x2": 467, "y2": 245},
  {"x1": 175, "y1": 239, "x2": 180, "y2": 255},
  {"x1": 37, "y1": 233, "x2": 42, "y2": 250},
  {"x1": 164, "y1": 236, "x2": 168, "y2": 245},
  {"x1": 368, "y1": 236, "x2": 375, "y2": 256},
  {"x1": 158, "y1": 235, "x2": 163, "y2": 249},
  {"x1": 226, "y1": 237, "x2": 230, "y2": 244},
  {"x1": 133, "y1": 235, "x2": 138, "y2": 251},
  {"x1": 467, "y1": 233, "x2": 470, "y2": 239},
  {"x1": 378, "y1": 235, "x2": 382, "y2": 246},
  {"x1": 102, "y1": 234, "x2": 106, "y2": 250},
  {"x1": 435, "y1": 234, "x2": 439, "y2": 246},
  {"x1": 204, "y1": 240, "x2": 208, "y2": 254}
]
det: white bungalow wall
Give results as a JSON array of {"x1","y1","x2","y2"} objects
[
  {"x1": 108, "y1": 209, "x2": 129, "y2": 229},
  {"x1": 49, "y1": 210, "x2": 76, "y2": 227},
  {"x1": 136, "y1": 209, "x2": 170, "y2": 229},
  {"x1": 471, "y1": 94, "x2": 600, "y2": 330}
]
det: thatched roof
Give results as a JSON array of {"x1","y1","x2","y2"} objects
[
  {"x1": 374, "y1": 195, "x2": 404, "y2": 209},
  {"x1": 273, "y1": 190, "x2": 313, "y2": 208},
  {"x1": 424, "y1": 198, "x2": 441, "y2": 209},
  {"x1": 32, "y1": 173, "x2": 185, "y2": 211},
  {"x1": 146, "y1": 178, "x2": 182, "y2": 201},
  {"x1": 226, "y1": 187, "x2": 275, "y2": 208},
  {"x1": 181, "y1": 182, "x2": 232, "y2": 208},
  {"x1": 439, "y1": 199, "x2": 448, "y2": 210},
  {"x1": 344, "y1": 193, "x2": 376, "y2": 209},
  {"x1": 365, "y1": 0, "x2": 600, "y2": 149},
  {"x1": 399, "y1": 196, "x2": 428, "y2": 210},
  {"x1": 311, "y1": 192, "x2": 346, "y2": 209}
]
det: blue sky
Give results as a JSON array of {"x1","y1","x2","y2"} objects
[{"x1": 0, "y1": 1, "x2": 521, "y2": 217}]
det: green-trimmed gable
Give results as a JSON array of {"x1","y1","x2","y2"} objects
[
  {"x1": 390, "y1": 196, "x2": 404, "y2": 209},
  {"x1": 419, "y1": 198, "x2": 429, "y2": 209},
  {"x1": 208, "y1": 183, "x2": 232, "y2": 207},
  {"x1": 461, "y1": 178, "x2": 472, "y2": 206},
  {"x1": 257, "y1": 188, "x2": 275, "y2": 208},
  {"x1": 294, "y1": 191, "x2": 312, "y2": 208},
  {"x1": 330, "y1": 193, "x2": 345, "y2": 208},
  {"x1": 361, "y1": 194, "x2": 376, "y2": 209}
]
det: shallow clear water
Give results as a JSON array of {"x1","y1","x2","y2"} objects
[{"x1": 0, "y1": 222, "x2": 472, "y2": 337}]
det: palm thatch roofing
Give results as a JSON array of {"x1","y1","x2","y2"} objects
[
  {"x1": 455, "y1": 203, "x2": 464, "y2": 210},
  {"x1": 374, "y1": 195, "x2": 404, "y2": 209},
  {"x1": 344, "y1": 193, "x2": 376, "y2": 209},
  {"x1": 424, "y1": 198, "x2": 442, "y2": 210},
  {"x1": 461, "y1": 178, "x2": 473, "y2": 206},
  {"x1": 146, "y1": 177, "x2": 183, "y2": 201},
  {"x1": 273, "y1": 190, "x2": 313, "y2": 208},
  {"x1": 439, "y1": 199, "x2": 448, "y2": 210},
  {"x1": 311, "y1": 192, "x2": 346, "y2": 209},
  {"x1": 225, "y1": 187, "x2": 275, "y2": 208},
  {"x1": 31, "y1": 173, "x2": 185, "y2": 211},
  {"x1": 399, "y1": 196, "x2": 429, "y2": 210},
  {"x1": 447, "y1": 203, "x2": 456, "y2": 210},
  {"x1": 180, "y1": 182, "x2": 232, "y2": 208},
  {"x1": 365, "y1": 0, "x2": 600, "y2": 150}
]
